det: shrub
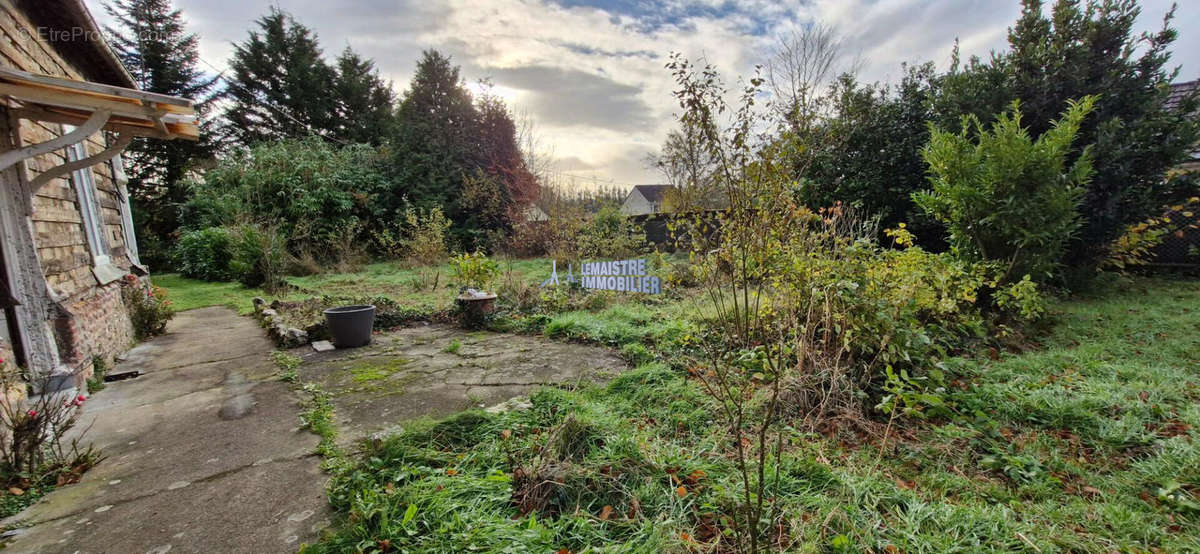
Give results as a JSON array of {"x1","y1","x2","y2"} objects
[
  {"x1": 228, "y1": 224, "x2": 292, "y2": 292},
  {"x1": 172, "y1": 227, "x2": 234, "y2": 281},
  {"x1": 915, "y1": 97, "x2": 1096, "y2": 283},
  {"x1": 1102, "y1": 196, "x2": 1200, "y2": 273},
  {"x1": 449, "y1": 252, "x2": 500, "y2": 291},
  {"x1": 0, "y1": 360, "x2": 103, "y2": 499},
  {"x1": 577, "y1": 206, "x2": 647, "y2": 259},
  {"x1": 122, "y1": 275, "x2": 174, "y2": 341}
]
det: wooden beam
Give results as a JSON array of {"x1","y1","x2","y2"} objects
[
  {"x1": 0, "y1": 66, "x2": 193, "y2": 109},
  {"x1": 27, "y1": 133, "x2": 133, "y2": 192},
  {"x1": 10, "y1": 106, "x2": 195, "y2": 140},
  {"x1": 0, "y1": 82, "x2": 164, "y2": 121},
  {"x1": 0, "y1": 109, "x2": 109, "y2": 172}
]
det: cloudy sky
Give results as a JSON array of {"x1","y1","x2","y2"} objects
[{"x1": 84, "y1": 0, "x2": 1199, "y2": 189}]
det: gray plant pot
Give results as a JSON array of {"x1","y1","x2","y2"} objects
[{"x1": 323, "y1": 305, "x2": 375, "y2": 348}]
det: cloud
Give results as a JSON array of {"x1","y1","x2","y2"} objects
[
  {"x1": 481, "y1": 65, "x2": 655, "y2": 132},
  {"x1": 84, "y1": 0, "x2": 1200, "y2": 188}
]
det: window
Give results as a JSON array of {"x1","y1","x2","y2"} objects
[
  {"x1": 110, "y1": 151, "x2": 140, "y2": 265},
  {"x1": 63, "y1": 126, "x2": 109, "y2": 266}
]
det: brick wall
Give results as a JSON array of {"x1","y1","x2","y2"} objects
[{"x1": 0, "y1": 1, "x2": 137, "y2": 374}]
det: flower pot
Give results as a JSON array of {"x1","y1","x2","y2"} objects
[
  {"x1": 455, "y1": 292, "x2": 497, "y2": 329},
  {"x1": 323, "y1": 305, "x2": 375, "y2": 348}
]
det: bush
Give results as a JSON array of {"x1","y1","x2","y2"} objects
[
  {"x1": 577, "y1": 206, "x2": 647, "y2": 259},
  {"x1": 915, "y1": 97, "x2": 1096, "y2": 283},
  {"x1": 450, "y1": 252, "x2": 500, "y2": 291},
  {"x1": 122, "y1": 275, "x2": 174, "y2": 341},
  {"x1": 0, "y1": 361, "x2": 102, "y2": 515},
  {"x1": 179, "y1": 137, "x2": 392, "y2": 266},
  {"x1": 172, "y1": 227, "x2": 234, "y2": 281},
  {"x1": 229, "y1": 224, "x2": 292, "y2": 292}
]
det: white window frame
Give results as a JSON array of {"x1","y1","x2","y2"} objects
[
  {"x1": 110, "y1": 151, "x2": 140, "y2": 265},
  {"x1": 63, "y1": 126, "x2": 110, "y2": 267}
]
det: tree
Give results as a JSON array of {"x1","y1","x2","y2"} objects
[
  {"x1": 475, "y1": 90, "x2": 538, "y2": 215},
  {"x1": 916, "y1": 97, "x2": 1097, "y2": 282},
  {"x1": 797, "y1": 66, "x2": 941, "y2": 237},
  {"x1": 648, "y1": 120, "x2": 720, "y2": 212},
  {"x1": 389, "y1": 50, "x2": 480, "y2": 246},
  {"x1": 103, "y1": 0, "x2": 219, "y2": 263},
  {"x1": 223, "y1": 7, "x2": 338, "y2": 145},
  {"x1": 934, "y1": 0, "x2": 1199, "y2": 267},
  {"x1": 331, "y1": 47, "x2": 397, "y2": 145}
]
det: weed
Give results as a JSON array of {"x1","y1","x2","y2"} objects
[
  {"x1": 270, "y1": 350, "x2": 302, "y2": 382},
  {"x1": 86, "y1": 356, "x2": 107, "y2": 394},
  {"x1": 442, "y1": 339, "x2": 462, "y2": 355}
]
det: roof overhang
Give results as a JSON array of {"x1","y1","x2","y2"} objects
[
  {"x1": 0, "y1": 66, "x2": 198, "y2": 140},
  {"x1": 0, "y1": 66, "x2": 198, "y2": 191}
]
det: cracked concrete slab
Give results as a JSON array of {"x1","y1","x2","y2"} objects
[
  {"x1": 1, "y1": 307, "x2": 330, "y2": 554},
  {"x1": 295, "y1": 324, "x2": 629, "y2": 441}
]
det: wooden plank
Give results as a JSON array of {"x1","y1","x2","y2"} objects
[{"x1": 0, "y1": 66, "x2": 193, "y2": 109}]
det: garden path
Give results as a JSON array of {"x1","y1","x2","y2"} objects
[{"x1": 2, "y1": 307, "x2": 330, "y2": 553}]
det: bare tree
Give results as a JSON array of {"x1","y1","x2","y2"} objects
[
  {"x1": 645, "y1": 120, "x2": 721, "y2": 212},
  {"x1": 515, "y1": 106, "x2": 555, "y2": 185},
  {"x1": 766, "y1": 23, "x2": 856, "y2": 129}
]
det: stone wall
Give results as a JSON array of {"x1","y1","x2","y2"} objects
[{"x1": 0, "y1": 0, "x2": 136, "y2": 376}]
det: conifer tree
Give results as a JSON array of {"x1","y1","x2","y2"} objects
[
  {"x1": 103, "y1": 0, "x2": 219, "y2": 261},
  {"x1": 332, "y1": 47, "x2": 396, "y2": 145},
  {"x1": 223, "y1": 7, "x2": 337, "y2": 145}
]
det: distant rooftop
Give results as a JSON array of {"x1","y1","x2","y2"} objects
[
  {"x1": 1165, "y1": 80, "x2": 1198, "y2": 112},
  {"x1": 630, "y1": 184, "x2": 674, "y2": 203}
]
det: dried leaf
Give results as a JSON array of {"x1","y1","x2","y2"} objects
[
  {"x1": 7, "y1": 487, "x2": 23, "y2": 496},
  {"x1": 599, "y1": 505, "x2": 613, "y2": 521},
  {"x1": 676, "y1": 486, "x2": 688, "y2": 498},
  {"x1": 501, "y1": 429, "x2": 512, "y2": 440}
]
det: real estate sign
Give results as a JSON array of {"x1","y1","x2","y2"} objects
[{"x1": 579, "y1": 258, "x2": 661, "y2": 294}]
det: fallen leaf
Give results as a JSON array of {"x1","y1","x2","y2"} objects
[
  {"x1": 501, "y1": 429, "x2": 512, "y2": 440},
  {"x1": 446, "y1": 469, "x2": 457, "y2": 476},
  {"x1": 377, "y1": 539, "x2": 391, "y2": 551},
  {"x1": 1139, "y1": 391, "x2": 1150, "y2": 402},
  {"x1": 8, "y1": 487, "x2": 23, "y2": 496},
  {"x1": 556, "y1": 549, "x2": 571, "y2": 554},
  {"x1": 884, "y1": 545, "x2": 899, "y2": 554},
  {"x1": 676, "y1": 486, "x2": 688, "y2": 498},
  {"x1": 681, "y1": 532, "x2": 692, "y2": 542},
  {"x1": 600, "y1": 505, "x2": 613, "y2": 521},
  {"x1": 1081, "y1": 486, "x2": 1101, "y2": 496}
]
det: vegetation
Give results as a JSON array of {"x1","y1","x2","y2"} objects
[
  {"x1": 121, "y1": 275, "x2": 175, "y2": 341},
  {"x1": 304, "y1": 277, "x2": 1199, "y2": 552},
  {"x1": 916, "y1": 97, "x2": 1096, "y2": 282},
  {"x1": 0, "y1": 363, "x2": 104, "y2": 519},
  {"x1": 102, "y1": 0, "x2": 219, "y2": 269}
]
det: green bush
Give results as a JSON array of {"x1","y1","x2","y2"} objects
[
  {"x1": 577, "y1": 206, "x2": 647, "y2": 259},
  {"x1": 179, "y1": 137, "x2": 391, "y2": 265},
  {"x1": 172, "y1": 227, "x2": 234, "y2": 281},
  {"x1": 229, "y1": 224, "x2": 292, "y2": 292},
  {"x1": 450, "y1": 251, "x2": 500, "y2": 291},
  {"x1": 916, "y1": 97, "x2": 1096, "y2": 283}
]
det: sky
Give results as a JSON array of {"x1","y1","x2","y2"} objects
[{"x1": 84, "y1": 0, "x2": 1200, "y2": 190}]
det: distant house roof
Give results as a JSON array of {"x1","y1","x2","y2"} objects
[
  {"x1": 1166, "y1": 80, "x2": 1198, "y2": 112},
  {"x1": 630, "y1": 184, "x2": 675, "y2": 203}
]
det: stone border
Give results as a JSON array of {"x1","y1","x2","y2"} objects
[{"x1": 251, "y1": 297, "x2": 309, "y2": 348}]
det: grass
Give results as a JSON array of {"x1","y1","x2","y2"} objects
[
  {"x1": 153, "y1": 273, "x2": 305, "y2": 314},
  {"x1": 303, "y1": 276, "x2": 1200, "y2": 552}
]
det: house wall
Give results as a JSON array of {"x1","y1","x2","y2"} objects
[
  {"x1": 0, "y1": 1, "x2": 136, "y2": 377},
  {"x1": 620, "y1": 191, "x2": 656, "y2": 216}
]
